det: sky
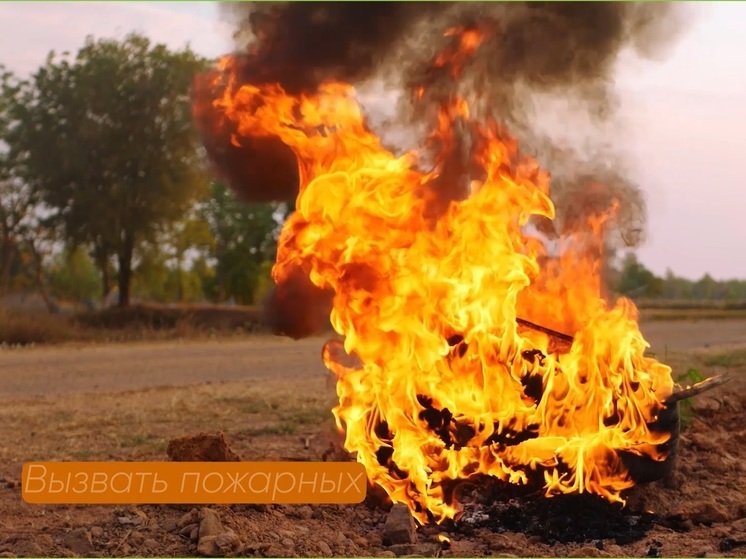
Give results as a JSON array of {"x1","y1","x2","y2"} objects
[{"x1": 0, "y1": 2, "x2": 744, "y2": 281}]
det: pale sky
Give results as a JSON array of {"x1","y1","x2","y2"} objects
[{"x1": 0, "y1": 2, "x2": 744, "y2": 281}]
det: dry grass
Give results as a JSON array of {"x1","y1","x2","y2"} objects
[
  {"x1": 0, "y1": 307, "x2": 85, "y2": 346},
  {"x1": 639, "y1": 308, "x2": 746, "y2": 321},
  {"x1": 0, "y1": 303, "x2": 269, "y2": 346},
  {"x1": 0, "y1": 376, "x2": 338, "y2": 467}
]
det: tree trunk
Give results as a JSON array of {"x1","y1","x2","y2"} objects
[
  {"x1": 93, "y1": 242, "x2": 111, "y2": 304},
  {"x1": 101, "y1": 265, "x2": 111, "y2": 303},
  {"x1": 26, "y1": 237, "x2": 57, "y2": 314},
  {"x1": 117, "y1": 232, "x2": 135, "y2": 307},
  {"x1": 0, "y1": 236, "x2": 15, "y2": 296},
  {"x1": 176, "y1": 251, "x2": 184, "y2": 302}
]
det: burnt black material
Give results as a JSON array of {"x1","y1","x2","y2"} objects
[
  {"x1": 618, "y1": 400, "x2": 680, "y2": 485},
  {"x1": 454, "y1": 481, "x2": 656, "y2": 545}
]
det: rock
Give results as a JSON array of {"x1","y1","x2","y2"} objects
[
  {"x1": 296, "y1": 505, "x2": 314, "y2": 519},
  {"x1": 384, "y1": 504, "x2": 417, "y2": 545},
  {"x1": 177, "y1": 509, "x2": 200, "y2": 528},
  {"x1": 731, "y1": 517, "x2": 746, "y2": 533},
  {"x1": 0, "y1": 552, "x2": 16, "y2": 558},
  {"x1": 388, "y1": 543, "x2": 438, "y2": 557},
  {"x1": 264, "y1": 545, "x2": 286, "y2": 557},
  {"x1": 689, "y1": 502, "x2": 730, "y2": 525},
  {"x1": 244, "y1": 542, "x2": 272, "y2": 554},
  {"x1": 190, "y1": 526, "x2": 200, "y2": 542},
  {"x1": 197, "y1": 530, "x2": 241, "y2": 557},
  {"x1": 143, "y1": 538, "x2": 159, "y2": 550},
  {"x1": 62, "y1": 528, "x2": 94, "y2": 556},
  {"x1": 281, "y1": 538, "x2": 295, "y2": 548},
  {"x1": 14, "y1": 541, "x2": 42, "y2": 556},
  {"x1": 167, "y1": 432, "x2": 241, "y2": 462},
  {"x1": 195, "y1": 508, "x2": 242, "y2": 557},
  {"x1": 179, "y1": 523, "x2": 199, "y2": 537},
  {"x1": 317, "y1": 541, "x2": 333, "y2": 556},
  {"x1": 198, "y1": 508, "x2": 224, "y2": 539},
  {"x1": 377, "y1": 552, "x2": 396, "y2": 558},
  {"x1": 90, "y1": 526, "x2": 104, "y2": 538},
  {"x1": 129, "y1": 531, "x2": 145, "y2": 546},
  {"x1": 117, "y1": 515, "x2": 143, "y2": 526}
]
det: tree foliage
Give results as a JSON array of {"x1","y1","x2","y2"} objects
[
  {"x1": 46, "y1": 246, "x2": 101, "y2": 303},
  {"x1": 11, "y1": 33, "x2": 210, "y2": 306},
  {"x1": 0, "y1": 66, "x2": 38, "y2": 294},
  {"x1": 199, "y1": 181, "x2": 284, "y2": 304}
]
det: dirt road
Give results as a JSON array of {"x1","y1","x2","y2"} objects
[
  {"x1": 2, "y1": 319, "x2": 745, "y2": 401},
  {"x1": 0, "y1": 336, "x2": 331, "y2": 401}
]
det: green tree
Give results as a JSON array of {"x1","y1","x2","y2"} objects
[
  {"x1": 199, "y1": 181, "x2": 283, "y2": 304},
  {"x1": 616, "y1": 252, "x2": 663, "y2": 298},
  {"x1": 0, "y1": 66, "x2": 37, "y2": 294},
  {"x1": 131, "y1": 244, "x2": 170, "y2": 302},
  {"x1": 46, "y1": 245, "x2": 101, "y2": 302},
  {"x1": 11, "y1": 33, "x2": 210, "y2": 306},
  {"x1": 164, "y1": 212, "x2": 214, "y2": 302}
]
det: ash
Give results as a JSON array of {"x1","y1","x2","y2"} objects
[{"x1": 452, "y1": 480, "x2": 656, "y2": 545}]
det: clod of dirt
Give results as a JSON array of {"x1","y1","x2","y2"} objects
[
  {"x1": 198, "y1": 530, "x2": 241, "y2": 557},
  {"x1": 568, "y1": 545, "x2": 611, "y2": 558},
  {"x1": 387, "y1": 543, "x2": 438, "y2": 557},
  {"x1": 317, "y1": 540, "x2": 333, "y2": 556},
  {"x1": 167, "y1": 432, "x2": 241, "y2": 462},
  {"x1": 686, "y1": 502, "x2": 730, "y2": 526},
  {"x1": 384, "y1": 504, "x2": 418, "y2": 545},
  {"x1": 196, "y1": 508, "x2": 242, "y2": 557},
  {"x1": 176, "y1": 508, "x2": 200, "y2": 528},
  {"x1": 199, "y1": 508, "x2": 224, "y2": 539},
  {"x1": 61, "y1": 528, "x2": 94, "y2": 556}
]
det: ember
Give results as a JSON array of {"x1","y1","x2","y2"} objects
[{"x1": 194, "y1": 22, "x2": 710, "y2": 526}]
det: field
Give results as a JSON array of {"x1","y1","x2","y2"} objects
[{"x1": 0, "y1": 315, "x2": 744, "y2": 558}]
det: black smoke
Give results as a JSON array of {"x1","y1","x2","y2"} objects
[{"x1": 194, "y1": 1, "x2": 693, "y2": 337}]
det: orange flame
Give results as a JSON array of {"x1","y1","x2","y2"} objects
[{"x1": 203, "y1": 29, "x2": 674, "y2": 525}]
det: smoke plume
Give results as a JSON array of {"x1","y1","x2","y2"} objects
[{"x1": 195, "y1": 1, "x2": 693, "y2": 337}]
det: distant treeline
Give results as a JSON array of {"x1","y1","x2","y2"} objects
[
  {"x1": 609, "y1": 252, "x2": 746, "y2": 306},
  {"x1": 1, "y1": 33, "x2": 742, "y2": 313}
]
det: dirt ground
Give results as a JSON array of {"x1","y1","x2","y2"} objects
[{"x1": 0, "y1": 318, "x2": 744, "y2": 558}]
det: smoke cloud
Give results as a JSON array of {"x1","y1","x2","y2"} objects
[{"x1": 195, "y1": 1, "x2": 693, "y2": 337}]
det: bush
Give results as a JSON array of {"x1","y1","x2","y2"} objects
[{"x1": 0, "y1": 308, "x2": 83, "y2": 346}]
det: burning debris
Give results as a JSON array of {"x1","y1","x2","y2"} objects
[{"x1": 191, "y1": 0, "x2": 706, "y2": 529}]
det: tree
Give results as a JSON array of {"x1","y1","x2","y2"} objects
[
  {"x1": 199, "y1": 181, "x2": 284, "y2": 304},
  {"x1": 12, "y1": 33, "x2": 210, "y2": 306},
  {"x1": 0, "y1": 67, "x2": 37, "y2": 294},
  {"x1": 46, "y1": 245, "x2": 101, "y2": 303},
  {"x1": 616, "y1": 252, "x2": 663, "y2": 298},
  {"x1": 164, "y1": 212, "x2": 214, "y2": 302}
]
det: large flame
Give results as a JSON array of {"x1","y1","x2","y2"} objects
[{"x1": 199, "y1": 31, "x2": 675, "y2": 524}]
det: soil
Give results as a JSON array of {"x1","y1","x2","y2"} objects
[{"x1": 0, "y1": 319, "x2": 744, "y2": 558}]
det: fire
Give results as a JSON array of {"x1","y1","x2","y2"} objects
[{"x1": 199, "y1": 29, "x2": 675, "y2": 525}]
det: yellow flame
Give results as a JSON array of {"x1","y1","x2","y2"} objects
[{"x1": 202, "y1": 32, "x2": 675, "y2": 525}]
